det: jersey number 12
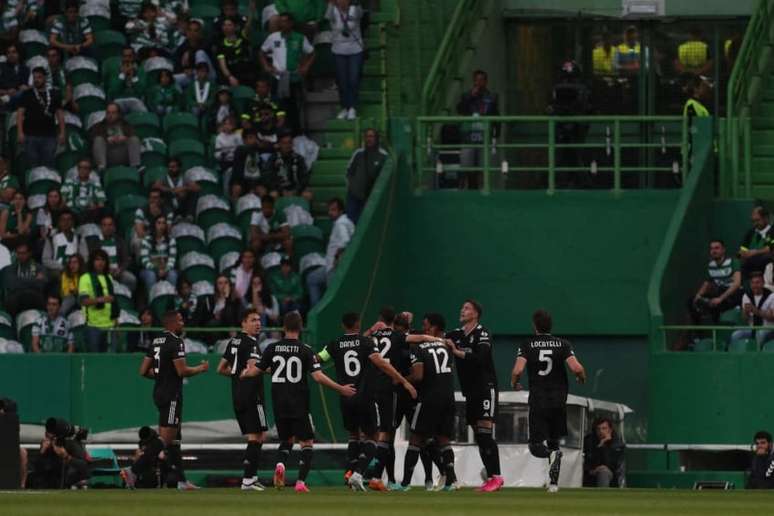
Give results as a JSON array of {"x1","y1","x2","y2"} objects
[{"x1": 428, "y1": 347, "x2": 452, "y2": 374}]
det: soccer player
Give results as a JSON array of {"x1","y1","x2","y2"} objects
[
  {"x1": 216, "y1": 309, "x2": 267, "y2": 491},
  {"x1": 445, "y1": 299, "x2": 503, "y2": 491},
  {"x1": 396, "y1": 313, "x2": 459, "y2": 491},
  {"x1": 241, "y1": 311, "x2": 357, "y2": 493},
  {"x1": 123, "y1": 311, "x2": 209, "y2": 490},
  {"x1": 317, "y1": 312, "x2": 417, "y2": 491},
  {"x1": 510, "y1": 309, "x2": 586, "y2": 493}
]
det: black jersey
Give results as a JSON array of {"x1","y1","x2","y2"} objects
[
  {"x1": 258, "y1": 338, "x2": 321, "y2": 419},
  {"x1": 517, "y1": 334, "x2": 575, "y2": 408},
  {"x1": 322, "y1": 333, "x2": 379, "y2": 389},
  {"x1": 147, "y1": 331, "x2": 186, "y2": 404},
  {"x1": 446, "y1": 324, "x2": 497, "y2": 394},
  {"x1": 410, "y1": 341, "x2": 455, "y2": 403},
  {"x1": 368, "y1": 328, "x2": 408, "y2": 392},
  {"x1": 221, "y1": 332, "x2": 263, "y2": 408}
]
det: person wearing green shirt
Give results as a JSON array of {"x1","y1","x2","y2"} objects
[
  {"x1": 79, "y1": 249, "x2": 118, "y2": 352},
  {"x1": 270, "y1": 256, "x2": 304, "y2": 316},
  {"x1": 146, "y1": 69, "x2": 180, "y2": 117},
  {"x1": 689, "y1": 239, "x2": 743, "y2": 326},
  {"x1": 183, "y1": 62, "x2": 215, "y2": 118}
]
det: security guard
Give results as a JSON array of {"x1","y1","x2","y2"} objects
[{"x1": 683, "y1": 75, "x2": 711, "y2": 120}]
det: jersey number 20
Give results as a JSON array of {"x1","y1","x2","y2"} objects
[{"x1": 272, "y1": 355, "x2": 302, "y2": 383}]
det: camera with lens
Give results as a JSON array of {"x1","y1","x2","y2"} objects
[{"x1": 45, "y1": 418, "x2": 89, "y2": 447}]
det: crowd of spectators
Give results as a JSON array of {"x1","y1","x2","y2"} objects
[{"x1": 0, "y1": 0, "x2": 388, "y2": 354}]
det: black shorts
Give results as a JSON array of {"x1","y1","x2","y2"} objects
[
  {"x1": 392, "y1": 387, "x2": 416, "y2": 429},
  {"x1": 235, "y1": 401, "x2": 269, "y2": 435},
  {"x1": 465, "y1": 387, "x2": 499, "y2": 426},
  {"x1": 528, "y1": 404, "x2": 567, "y2": 444},
  {"x1": 410, "y1": 398, "x2": 455, "y2": 438},
  {"x1": 276, "y1": 415, "x2": 315, "y2": 441},
  {"x1": 340, "y1": 395, "x2": 377, "y2": 435},
  {"x1": 372, "y1": 390, "x2": 396, "y2": 433},
  {"x1": 156, "y1": 397, "x2": 183, "y2": 428}
]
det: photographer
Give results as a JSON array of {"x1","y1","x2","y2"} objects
[
  {"x1": 583, "y1": 417, "x2": 625, "y2": 488},
  {"x1": 121, "y1": 426, "x2": 166, "y2": 488},
  {"x1": 748, "y1": 430, "x2": 774, "y2": 489},
  {"x1": 29, "y1": 418, "x2": 89, "y2": 489}
]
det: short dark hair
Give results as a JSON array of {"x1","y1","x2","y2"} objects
[
  {"x1": 100, "y1": 213, "x2": 115, "y2": 224},
  {"x1": 594, "y1": 417, "x2": 614, "y2": 430},
  {"x1": 141, "y1": 1, "x2": 157, "y2": 13},
  {"x1": 32, "y1": 66, "x2": 47, "y2": 76},
  {"x1": 163, "y1": 310, "x2": 181, "y2": 324},
  {"x1": 328, "y1": 198, "x2": 344, "y2": 212},
  {"x1": 394, "y1": 313, "x2": 410, "y2": 331},
  {"x1": 284, "y1": 311, "x2": 303, "y2": 332},
  {"x1": 709, "y1": 239, "x2": 725, "y2": 247},
  {"x1": 47, "y1": 293, "x2": 62, "y2": 304},
  {"x1": 342, "y1": 312, "x2": 360, "y2": 330},
  {"x1": 753, "y1": 206, "x2": 770, "y2": 218},
  {"x1": 755, "y1": 430, "x2": 772, "y2": 442},
  {"x1": 473, "y1": 69, "x2": 487, "y2": 79},
  {"x1": 261, "y1": 194, "x2": 274, "y2": 205},
  {"x1": 424, "y1": 312, "x2": 446, "y2": 332},
  {"x1": 88, "y1": 248, "x2": 110, "y2": 272},
  {"x1": 532, "y1": 309, "x2": 553, "y2": 333},
  {"x1": 465, "y1": 299, "x2": 483, "y2": 318},
  {"x1": 167, "y1": 157, "x2": 181, "y2": 167},
  {"x1": 279, "y1": 11, "x2": 294, "y2": 20},
  {"x1": 242, "y1": 308, "x2": 260, "y2": 322},
  {"x1": 379, "y1": 306, "x2": 396, "y2": 324},
  {"x1": 750, "y1": 271, "x2": 765, "y2": 280}
]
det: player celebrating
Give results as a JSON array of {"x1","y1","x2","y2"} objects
[
  {"x1": 510, "y1": 309, "x2": 586, "y2": 493},
  {"x1": 445, "y1": 299, "x2": 503, "y2": 492},
  {"x1": 216, "y1": 309, "x2": 267, "y2": 491},
  {"x1": 123, "y1": 311, "x2": 209, "y2": 490},
  {"x1": 241, "y1": 312, "x2": 357, "y2": 493},
  {"x1": 317, "y1": 312, "x2": 417, "y2": 491},
  {"x1": 396, "y1": 313, "x2": 459, "y2": 491}
]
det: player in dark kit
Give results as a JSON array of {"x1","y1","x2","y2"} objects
[
  {"x1": 122, "y1": 311, "x2": 209, "y2": 490},
  {"x1": 216, "y1": 309, "x2": 267, "y2": 491},
  {"x1": 510, "y1": 309, "x2": 586, "y2": 493},
  {"x1": 445, "y1": 299, "x2": 503, "y2": 492},
  {"x1": 241, "y1": 312, "x2": 357, "y2": 493},
  {"x1": 317, "y1": 312, "x2": 417, "y2": 491},
  {"x1": 396, "y1": 313, "x2": 459, "y2": 492}
]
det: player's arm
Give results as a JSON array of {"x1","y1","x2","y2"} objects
[
  {"x1": 694, "y1": 280, "x2": 710, "y2": 301},
  {"x1": 405, "y1": 334, "x2": 442, "y2": 344},
  {"x1": 310, "y1": 370, "x2": 356, "y2": 397},
  {"x1": 368, "y1": 352, "x2": 417, "y2": 399},
  {"x1": 566, "y1": 356, "x2": 586, "y2": 384},
  {"x1": 363, "y1": 321, "x2": 386, "y2": 336},
  {"x1": 173, "y1": 357, "x2": 209, "y2": 377},
  {"x1": 139, "y1": 357, "x2": 154, "y2": 379},
  {"x1": 406, "y1": 362, "x2": 423, "y2": 384},
  {"x1": 216, "y1": 358, "x2": 232, "y2": 376},
  {"x1": 510, "y1": 356, "x2": 527, "y2": 388}
]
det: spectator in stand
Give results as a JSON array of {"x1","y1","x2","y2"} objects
[
  {"x1": 41, "y1": 47, "x2": 72, "y2": 109},
  {"x1": 688, "y1": 239, "x2": 743, "y2": 325},
  {"x1": 456, "y1": 70, "x2": 499, "y2": 190},
  {"x1": 17, "y1": 67, "x2": 65, "y2": 169},
  {"x1": 115, "y1": 0, "x2": 145, "y2": 31},
  {"x1": 139, "y1": 214, "x2": 178, "y2": 289},
  {"x1": 615, "y1": 27, "x2": 641, "y2": 75},
  {"x1": 80, "y1": 213, "x2": 137, "y2": 291},
  {"x1": 79, "y1": 249, "x2": 119, "y2": 352},
  {"x1": 35, "y1": 187, "x2": 65, "y2": 245},
  {"x1": 0, "y1": 191, "x2": 32, "y2": 248},
  {"x1": 265, "y1": 132, "x2": 309, "y2": 197},
  {"x1": 214, "y1": 115, "x2": 243, "y2": 176},
  {"x1": 748, "y1": 430, "x2": 774, "y2": 489},
  {"x1": 229, "y1": 249, "x2": 261, "y2": 301},
  {"x1": 153, "y1": 157, "x2": 201, "y2": 217},
  {"x1": 145, "y1": 69, "x2": 180, "y2": 117},
  {"x1": 583, "y1": 417, "x2": 625, "y2": 488},
  {"x1": 127, "y1": 307, "x2": 155, "y2": 352},
  {"x1": 48, "y1": 1, "x2": 94, "y2": 58},
  {"x1": 231, "y1": 128, "x2": 268, "y2": 199},
  {"x1": 249, "y1": 194, "x2": 291, "y2": 255},
  {"x1": 42, "y1": 209, "x2": 80, "y2": 280},
  {"x1": 216, "y1": 18, "x2": 254, "y2": 88},
  {"x1": 206, "y1": 274, "x2": 244, "y2": 332},
  {"x1": 126, "y1": 2, "x2": 172, "y2": 58},
  {"x1": 213, "y1": 0, "x2": 248, "y2": 41},
  {"x1": 106, "y1": 47, "x2": 148, "y2": 114},
  {"x1": 208, "y1": 86, "x2": 239, "y2": 133},
  {"x1": 674, "y1": 27, "x2": 713, "y2": 76},
  {"x1": 325, "y1": 197, "x2": 353, "y2": 273},
  {"x1": 254, "y1": 102, "x2": 280, "y2": 156},
  {"x1": 90, "y1": 103, "x2": 143, "y2": 171},
  {"x1": 345, "y1": 128, "x2": 388, "y2": 223},
  {"x1": 0, "y1": 44, "x2": 29, "y2": 110},
  {"x1": 243, "y1": 77, "x2": 277, "y2": 128},
  {"x1": 270, "y1": 256, "x2": 303, "y2": 316},
  {"x1": 60, "y1": 159, "x2": 106, "y2": 223},
  {"x1": 730, "y1": 272, "x2": 774, "y2": 347},
  {"x1": 260, "y1": 12, "x2": 315, "y2": 132},
  {"x1": 60, "y1": 253, "x2": 84, "y2": 316},
  {"x1": 31, "y1": 294, "x2": 74, "y2": 353},
  {"x1": 174, "y1": 277, "x2": 198, "y2": 326},
  {"x1": 173, "y1": 19, "x2": 216, "y2": 89},
  {"x1": 740, "y1": 206, "x2": 774, "y2": 277},
  {"x1": 268, "y1": 0, "x2": 325, "y2": 38},
  {"x1": 131, "y1": 188, "x2": 170, "y2": 258},
  {"x1": 0, "y1": 157, "x2": 15, "y2": 204},
  {"x1": 183, "y1": 61, "x2": 215, "y2": 121},
  {"x1": 326, "y1": 0, "x2": 364, "y2": 121},
  {"x1": 2, "y1": 241, "x2": 46, "y2": 316},
  {"x1": 247, "y1": 273, "x2": 279, "y2": 327}
]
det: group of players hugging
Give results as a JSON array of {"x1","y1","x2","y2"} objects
[{"x1": 119, "y1": 300, "x2": 585, "y2": 494}]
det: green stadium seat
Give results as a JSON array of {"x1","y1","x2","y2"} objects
[
  {"x1": 260, "y1": 252, "x2": 282, "y2": 279},
  {"x1": 19, "y1": 30, "x2": 48, "y2": 58},
  {"x1": 16, "y1": 309, "x2": 43, "y2": 352},
  {"x1": 171, "y1": 222, "x2": 207, "y2": 256},
  {"x1": 314, "y1": 217, "x2": 333, "y2": 244},
  {"x1": 179, "y1": 251, "x2": 217, "y2": 284},
  {"x1": 141, "y1": 138, "x2": 169, "y2": 169},
  {"x1": 26, "y1": 167, "x2": 62, "y2": 196},
  {"x1": 116, "y1": 310, "x2": 142, "y2": 353},
  {"x1": 169, "y1": 139, "x2": 206, "y2": 171},
  {"x1": 206, "y1": 223, "x2": 243, "y2": 266},
  {"x1": 219, "y1": 251, "x2": 240, "y2": 273},
  {"x1": 113, "y1": 282, "x2": 135, "y2": 312},
  {"x1": 692, "y1": 338, "x2": 716, "y2": 352},
  {"x1": 148, "y1": 281, "x2": 176, "y2": 322},
  {"x1": 164, "y1": 113, "x2": 201, "y2": 141},
  {"x1": 73, "y1": 83, "x2": 107, "y2": 121},
  {"x1": 114, "y1": 194, "x2": 148, "y2": 236},
  {"x1": 196, "y1": 194, "x2": 232, "y2": 229},
  {"x1": 104, "y1": 166, "x2": 141, "y2": 202},
  {"x1": 143, "y1": 56, "x2": 174, "y2": 85},
  {"x1": 230, "y1": 85, "x2": 255, "y2": 113},
  {"x1": 77, "y1": 223, "x2": 102, "y2": 248},
  {"x1": 189, "y1": 4, "x2": 220, "y2": 20},
  {"x1": 727, "y1": 338, "x2": 758, "y2": 353},
  {"x1": 67, "y1": 311, "x2": 86, "y2": 352},
  {"x1": 276, "y1": 196, "x2": 310, "y2": 214},
  {"x1": 100, "y1": 56, "x2": 121, "y2": 87},
  {"x1": 235, "y1": 193, "x2": 262, "y2": 239},
  {"x1": 87, "y1": 15, "x2": 111, "y2": 33},
  {"x1": 65, "y1": 57, "x2": 101, "y2": 87},
  {"x1": 191, "y1": 280, "x2": 214, "y2": 304},
  {"x1": 95, "y1": 30, "x2": 127, "y2": 61},
  {"x1": 126, "y1": 112, "x2": 162, "y2": 140},
  {"x1": 291, "y1": 224, "x2": 325, "y2": 262},
  {"x1": 142, "y1": 166, "x2": 168, "y2": 189},
  {"x1": 184, "y1": 166, "x2": 220, "y2": 196},
  {"x1": 0, "y1": 310, "x2": 13, "y2": 340}
]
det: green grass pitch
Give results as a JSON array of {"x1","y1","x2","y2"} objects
[{"x1": 1, "y1": 488, "x2": 773, "y2": 516}]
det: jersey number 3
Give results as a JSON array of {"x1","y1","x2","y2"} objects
[
  {"x1": 272, "y1": 355, "x2": 302, "y2": 383},
  {"x1": 538, "y1": 349, "x2": 553, "y2": 376}
]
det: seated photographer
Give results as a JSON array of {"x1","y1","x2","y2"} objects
[
  {"x1": 29, "y1": 418, "x2": 89, "y2": 489},
  {"x1": 748, "y1": 430, "x2": 774, "y2": 489},
  {"x1": 121, "y1": 426, "x2": 166, "y2": 489},
  {"x1": 583, "y1": 417, "x2": 625, "y2": 488}
]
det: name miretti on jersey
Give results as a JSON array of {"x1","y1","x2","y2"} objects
[
  {"x1": 275, "y1": 344, "x2": 301, "y2": 353},
  {"x1": 529, "y1": 340, "x2": 564, "y2": 348}
]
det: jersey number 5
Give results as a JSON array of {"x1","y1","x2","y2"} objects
[
  {"x1": 272, "y1": 355, "x2": 302, "y2": 383},
  {"x1": 538, "y1": 349, "x2": 553, "y2": 376}
]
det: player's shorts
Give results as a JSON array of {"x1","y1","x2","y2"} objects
[
  {"x1": 410, "y1": 398, "x2": 455, "y2": 438},
  {"x1": 156, "y1": 396, "x2": 183, "y2": 428},
  {"x1": 392, "y1": 387, "x2": 416, "y2": 430},
  {"x1": 234, "y1": 401, "x2": 269, "y2": 435},
  {"x1": 276, "y1": 415, "x2": 315, "y2": 441},
  {"x1": 528, "y1": 404, "x2": 567, "y2": 443},
  {"x1": 465, "y1": 386, "x2": 499, "y2": 426},
  {"x1": 340, "y1": 394, "x2": 377, "y2": 435},
  {"x1": 372, "y1": 389, "x2": 396, "y2": 433}
]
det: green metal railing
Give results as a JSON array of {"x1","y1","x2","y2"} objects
[
  {"x1": 724, "y1": 0, "x2": 770, "y2": 197},
  {"x1": 659, "y1": 325, "x2": 772, "y2": 352},
  {"x1": 416, "y1": 115, "x2": 689, "y2": 194}
]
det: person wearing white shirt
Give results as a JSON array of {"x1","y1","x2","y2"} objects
[
  {"x1": 730, "y1": 272, "x2": 774, "y2": 347},
  {"x1": 325, "y1": 0, "x2": 364, "y2": 120},
  {"x1": 325, "y1": 197, "x2": 354, "y2": 273}
]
